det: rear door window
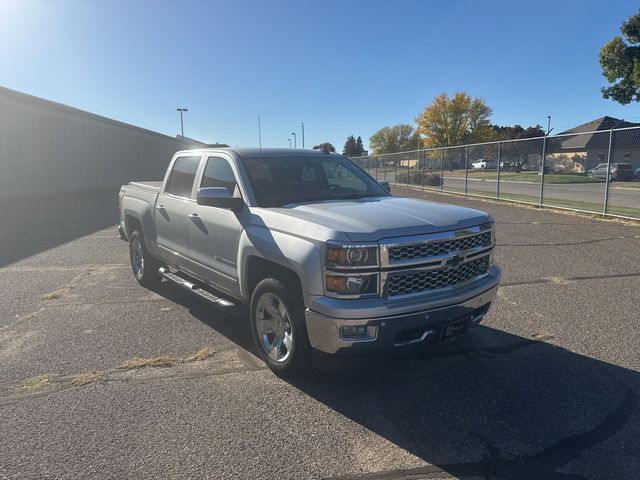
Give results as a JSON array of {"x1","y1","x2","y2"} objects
[{"x1": 165, "y1": 156, "x2": 201, "y2": 198}]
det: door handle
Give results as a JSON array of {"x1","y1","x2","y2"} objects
[
  {"x1": 188, "y1": 213, "x2": 199, "y2": 219},
  {"x1": 156, "y1": 204, "x2": 165, "y2": 210}
]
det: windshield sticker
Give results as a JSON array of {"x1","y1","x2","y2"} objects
[{"x1": 302, "y1": 166, "x2": 317, "y2": 182}]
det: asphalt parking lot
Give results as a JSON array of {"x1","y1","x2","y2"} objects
[{"x1": 1, "y1": 187, "x2": 639, "y2": 480}]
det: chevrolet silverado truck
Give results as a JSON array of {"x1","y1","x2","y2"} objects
[{"x1": 119, "y1": 148, "x2": 501, "y2": 375}]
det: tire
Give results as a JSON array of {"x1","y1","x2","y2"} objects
[
  {"x1": 129, "y1": 230, "x2": 162, "y2": 288},
  {"x1": 250, "y1": 277, "x2": 311, "y2": 376}
]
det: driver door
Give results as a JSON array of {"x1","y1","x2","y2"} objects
[{"x1": 187, "y1": 155, "x2": 243, "y2": 297}]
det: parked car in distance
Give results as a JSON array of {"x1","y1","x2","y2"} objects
[
  {"x1": 499, "y1": 161, "x2": 514, "y2": 170},
  {"x1": 587, "y1": 163, "x2": 634, "y2": 181},
  {"x1": 635, "y1": 166, "x2": 640, "y2": 180},
  {"x1": 119, "y1": 148, "x2": 501, "y2": 375},
  {"x1": 471, "y1": 159, "x2": 496, "y2": 170}
]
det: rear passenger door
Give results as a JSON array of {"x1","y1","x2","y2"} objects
[{"x1": 155, "y1": 155, "x2": 202, "y2": 268}]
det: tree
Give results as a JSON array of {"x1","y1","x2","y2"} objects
[
  {"x1": 369, "y1": 124, "x2": 419, "y2": 154},
  {"x1": 415, "y1": 92, "x2": 493, "y2": 147},
  {"x1": 313, "y1": 142, "x2": 336, "y2": 152},
  {"x1": 489, "y1": 124, "x2": 546, "y2": 172},
  {"x1": 600, "y1": 10, "x2": 640, "y2": 104},
  {"x1": 490, "y1": 124, "x2": 545, "y2": 140},
  {"x1": 342, "y1": 135, "x2": 357, "y2": 156},
  {"x1": 355, "y1": 136, "x2": 365, "y2": 156}
]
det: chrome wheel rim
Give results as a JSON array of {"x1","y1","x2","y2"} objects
[
  {"x1": 255, "y1": 292, "x2": 293, "y2": 363},
  {"x1": 131, "y1": 237, "x2": 144, "y2": 278}
]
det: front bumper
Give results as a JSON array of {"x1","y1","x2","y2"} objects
[{"x1": 305, "y1": 270, "x2": 500, "y2": 355}]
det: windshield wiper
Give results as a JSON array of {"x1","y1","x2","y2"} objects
[{"x1": 334, "y1": 193, "x2": 377, "y2": 200}]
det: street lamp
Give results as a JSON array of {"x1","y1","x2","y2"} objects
[
  {"x1": 291, "y1": 132, "x2": 296, "y2": 148},
  {"x1": 177, "y1": 108, "x2": 188, "y2": 137},
  {"x1": 288, "y1": 138, "x2": 291, "y2": 148},
  {"x1": 301, "y1": 122, "x2": 305, "y2": 148}
]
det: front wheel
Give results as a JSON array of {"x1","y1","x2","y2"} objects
[{"x1": 250, "y1": 278, "x2": 311, "y2": 376}]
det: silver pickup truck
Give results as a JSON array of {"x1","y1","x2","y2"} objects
[{"x1": 119, "y1": 148, "x2": 501, "y2": 374}]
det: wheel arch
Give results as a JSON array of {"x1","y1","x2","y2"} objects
[{"x1": 245, "y1": 256, "x2": 303, "y2": 301}]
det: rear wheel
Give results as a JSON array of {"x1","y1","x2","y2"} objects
[
  {"x1": 250, "y1": 277, "x2": 311, "y2": 376},
  {"x1": 129, "y1": 230, "x2": 162, "y2": 288}
]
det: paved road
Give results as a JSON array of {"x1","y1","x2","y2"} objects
[
  {"x1": 1, "y1": 189, "x2": 639, "y2": 479},
  {"x1": 369, "y1": 169, "x2": 639, "y2": 215}
]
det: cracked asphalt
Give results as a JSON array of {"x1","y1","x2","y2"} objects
[{"x1": 1, "y1": 188, "x2": 639, "y2": 480}]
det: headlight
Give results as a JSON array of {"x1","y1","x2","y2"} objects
[
  {"x1": 326, "y1": 243, "x2": 378, "y2": 267},
  {"x1": 325, "y1": 242, "x2": 379, "y2": 297},
  {"x1": 326, "y1": 274, "x2": 378, "y2": 296}
]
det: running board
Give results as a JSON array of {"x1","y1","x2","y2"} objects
[{"x1": 159, "y1": 267, "x2": 236, "y2": 310}]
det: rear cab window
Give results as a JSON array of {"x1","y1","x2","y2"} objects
[{"x1": 164, "y1": 156, "x2": 201, "y2": 198}]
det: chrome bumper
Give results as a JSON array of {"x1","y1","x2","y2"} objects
[{"x1": 305, "y1": 281, "x2": 499, "y2": 355}]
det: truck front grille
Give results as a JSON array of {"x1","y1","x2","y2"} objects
[
  {"x1": 388, "y1": 231, "x2": 491, "y2": 263},
  {"x1": 385, "y1": 256, "x2": 491, "y2": 297}
]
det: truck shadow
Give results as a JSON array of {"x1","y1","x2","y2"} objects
[
  {"x1": 153, "y1": 285, "x2": 639, "y2": 479},
  {"x1": 0, "y1": 189, "x2": 120, "y2": 268}
]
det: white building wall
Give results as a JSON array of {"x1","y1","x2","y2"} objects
[{"x1": 0, "y1": 87, "x2": 193, "y2": 201}]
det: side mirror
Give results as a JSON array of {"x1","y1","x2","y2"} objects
[
  {"x1": 196, "y1": 187, "x2": 244, "y2": 212},
  {"x1": 378, "y1": 180, "x2": 391, "y2": 192}
]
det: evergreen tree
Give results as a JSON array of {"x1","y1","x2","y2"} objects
[
  {"x1": 355, "y1": 136, "x2": 365, "y2": 156},
  {"x1": 342, "y1": 135, "x2": 357, "y2": 156}
]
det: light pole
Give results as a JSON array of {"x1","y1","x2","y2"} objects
[
  {"x1": 177, "y1": 108, "x2": 188, "y2": 137},
  {"x1": 288, "y1": 138, "x2": 291, "y2": 148},
  {"x1": 291, "y1": 132, "x2": 297, "y2": 148},
  {"x1": 547, "y1": 115, "x2": 552, "y2": 135},
  {"x1": 301, "y1": 122, "x2": 305, "y2": 148}
]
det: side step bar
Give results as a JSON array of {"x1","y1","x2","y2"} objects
[{"x1": 158, "y1": 267, "x2": 236, "y2": 310}]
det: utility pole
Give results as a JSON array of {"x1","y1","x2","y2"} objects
[
  {"x1": 291, "y1": 132, "x2": 297, "y2": 148},
  {"x1": 176, "y1": 108, "x2": 188, "y2": 137},
  {"x1": 301, "y1": 122, "x2": 305, "y2": 148}
]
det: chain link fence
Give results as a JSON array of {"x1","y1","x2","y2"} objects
[{"x1": 352, "y1": 126, "x2": 640, "y2": 220}]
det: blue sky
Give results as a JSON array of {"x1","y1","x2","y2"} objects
[{"x1": 1, "y1": 0, "x2": 638, "y2": 150}]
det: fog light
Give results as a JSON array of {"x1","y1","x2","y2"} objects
[{"x1": 340, "y1": 325, "x2": 377, "y2": 341}]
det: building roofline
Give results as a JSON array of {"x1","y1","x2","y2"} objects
[{"x1": 0, "y1": 85, "x2": 190, "y2": 143}]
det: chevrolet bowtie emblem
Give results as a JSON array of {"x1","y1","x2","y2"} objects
[{"x1": 445, "y1": 255, "x2": 462, "y2": 268}]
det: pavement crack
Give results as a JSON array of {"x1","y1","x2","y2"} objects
[
  {"x1": 0, "y1": 345, "x2": 267, "y2": 405},
  {"x1": 330, "y1": 380, "x2": 636, "y2": 480},
  {"x1": 499, "y1": 234, "x2": 640, "y2": 247},
  {"x1": 502, "y1": 271, "x2": 640, "y2": 287}
]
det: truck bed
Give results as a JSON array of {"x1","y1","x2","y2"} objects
[{"x1": 128, "y1": 181, "x2": 162, "y2": 192}]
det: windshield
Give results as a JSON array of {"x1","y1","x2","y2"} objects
[{"x1": 239, "y1": 155, "x2": 389, "y2": 207}]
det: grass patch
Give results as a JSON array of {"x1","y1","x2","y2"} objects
[
  {"x1": 491, "y1": 191, "x2": 639, "y2": 218},
  {"x1": 118, "y1": 356, "x2": 177, "y2": 369},
  {"x1": 442, "y1": 170, "x2": 603, "y2": 184},
  {"x1": 184, "y1": 346, "x2": 217, "y2": 362},
  {"x1": 118, "y1": 347, "x2": 217, "y2": 370},
  {"x1": 71, "y1": 371, "x2": 104, "y2": 386},
  {"x1": 16, "y1": 374, "x2": 50, "y2": 393},
  {"x1": 42, "y1": 287, "x2": 70, "y2": 300}
]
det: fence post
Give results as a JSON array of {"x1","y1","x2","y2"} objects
[
  {"x1": 440, "y1": 149, "x2": 444, "y2": 192},
  {"x1": 464, "y1": 146, "x2": 469, "y2": 196},
  {"x1": 383, "y1": 155, "x2": 387, "y2": 180},
  {"x1": 603, "y1": 128, "x2": 614, "y2": 216},
  {"x1": 496, "y1": 141, "x2": 502, "y2": 199},
  {"x1": 420, "y1": 148, "x2": 425, "y2": 189},
  {"x1": 539, "y1": 136, "x2": 547, "y2": 206}
]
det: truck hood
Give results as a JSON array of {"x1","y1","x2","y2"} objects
[{"x1": 271, "y1": 196, "x2": 491, "y2": 242}]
